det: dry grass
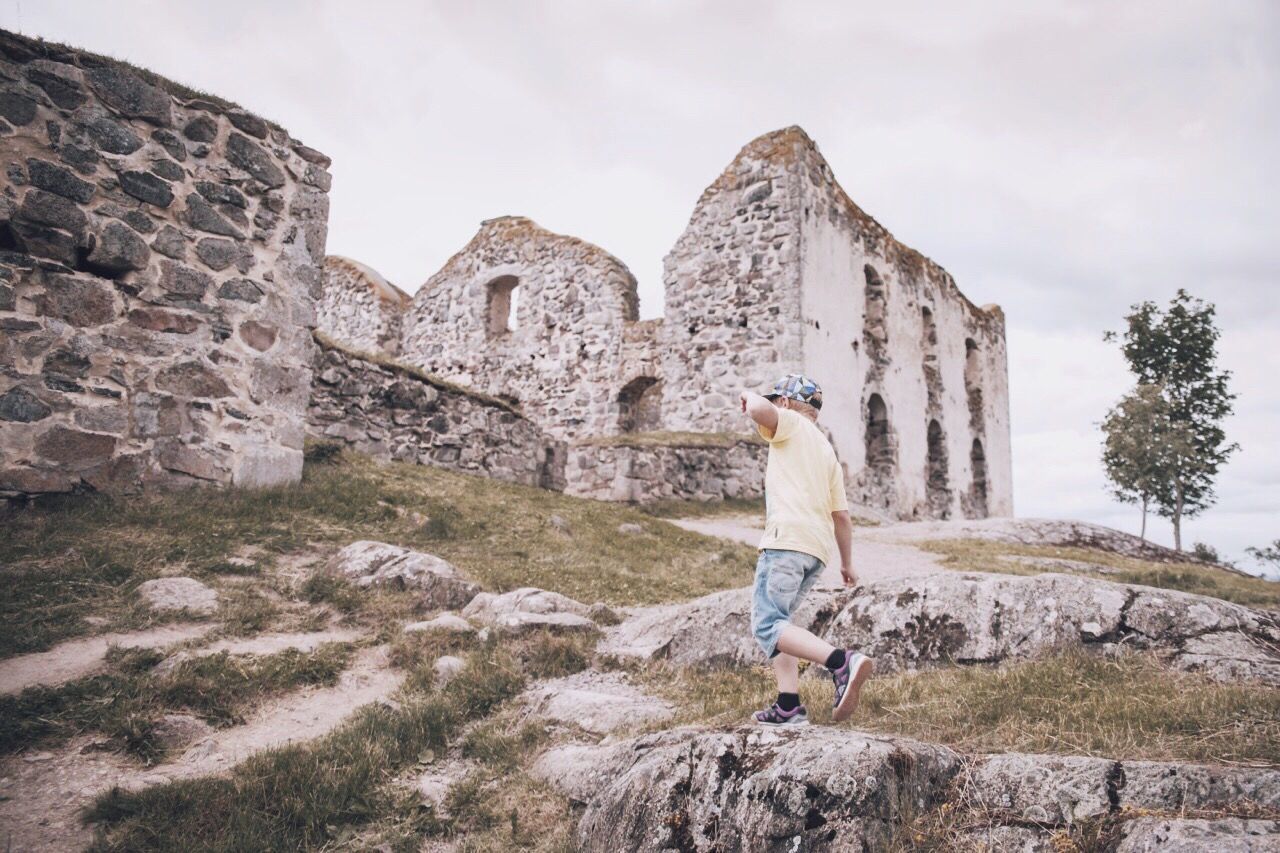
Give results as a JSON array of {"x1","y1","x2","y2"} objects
[
  {"x1": 0, "y1": 643, "x2": 354, "y2": 762},
  {"x1": 0, "y1": 451, "x2": 752, "y2": 658},
  {"x1": 640, "y1": 651, "x2": 1280, "y2": 766},
  {"x1": 84, "y1": 634, "x2": 575, "y2": 852},
  {"x1": 920, "y1": 539, "x2": 1280, "y2": 610}
]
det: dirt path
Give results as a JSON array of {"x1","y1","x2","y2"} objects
[
  {"x1": 0, "y1": 623, "x2": 216, "y2": 696},
  {"x1": 152, "y1": 627, "x2": 367, "y2": 674},
  {"x1": 670, "y1": 515, "x2": 948, "y2": 587},
  {"x1": 0, "y1": 644, "x2": 402, "y2": 853}
]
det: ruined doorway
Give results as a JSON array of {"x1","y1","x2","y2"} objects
[
  {"x1": 926, "y1": 419, "x2": 951, "y2": 519},
  {"x1": 486, "y1": 275, "x2": 520, "y2": 338},
  {"x1": 618, "y1": 377, "x2": 662, "y2": 433},
  {"x1": 968, "y1": 438, "x2": 988, "y2": 518},
  {"x1": 863, "y1": 393, "x2": 895, "y2": 510}
]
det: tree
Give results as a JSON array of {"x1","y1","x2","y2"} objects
[
  {"x1": 1105, "y1": 290, "x2": 1238, "y2": 551},
  {"x1": 1100, "y1": 384, "x2": 1175, "y2": 541},
  {"x1": 1245, "y1": 541, "x2": 1280, "y2": 579}
]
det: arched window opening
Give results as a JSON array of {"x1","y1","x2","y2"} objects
[
  {"x1": 926, "y1": 419, "x2": 951, "y2": 519},
  {"x1": 618, "y1": 377, "x2": 662, "y2": 433},
  {"x1": 486, "y1": 275, "x2": 520, "y2": 338},
  {"x1": 968, "y1": 438, "x2": 988, "y2": 518},
  {"x1": 964, "y1": 338, "x2": 983, "y2": 431},
  {"x1": 863, "y1": 265, "x2": 887, "y2": 350},
  {"x1": 863, "y1": 393, "x2": 895, "y2": 509},
  {"x1": 921, "y1": 307, "x2": 942, "y2": 408}
]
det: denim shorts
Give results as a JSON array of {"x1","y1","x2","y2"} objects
[{"x1": 750, "y1": 548, "x2": 825, "y2": 658}]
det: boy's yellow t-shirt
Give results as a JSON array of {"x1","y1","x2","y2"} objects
[{"x1": 757, "y1": 408, "x2": 849, "y2": 568}]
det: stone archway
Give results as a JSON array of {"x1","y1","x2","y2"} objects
[
  {"x1": 618, "y1": 377, "x2": 662, "y2": 433},
  {"x1": 863, "y1": 393, "x2": 895, "y2": 510},
  {"x1": 926, "y1": 419, "x2": 951, "y2": 519},
  {"x1": 967, "y1": 438, "x2": 988, "y2": 518}
]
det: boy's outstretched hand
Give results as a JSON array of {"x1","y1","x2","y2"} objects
[{"x1": 840, "y1": 564, "x2": 858, "y2": 588}]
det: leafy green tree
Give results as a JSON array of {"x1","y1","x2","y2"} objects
[
  {"x1": 1100, "y1": 384, "x2": 1174, "y2": 541},
  {"x1": 1105, "y1": 290, "x2": 1238, "y2": 551}
]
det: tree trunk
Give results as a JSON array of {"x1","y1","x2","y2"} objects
[
  {"x1": 1140, "y1": 495, "x2": 1148, "y2": 541},
  {"x1": 1173, "y1": 482, "x2": 1184, "y2": 552}
]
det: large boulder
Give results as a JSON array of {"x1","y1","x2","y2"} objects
[
  {"x1": 534, "y1": 727, "x2": 961, "y2": 852},
  {"x1": 519, "y1": 670, "x2": 674, "y2": 735},
  {"x1": 463, "y1": 587, "x2": 599, "y2": 636},
  {"x1": 323, "y1": 541, "x2": 479, "y2": 609}
]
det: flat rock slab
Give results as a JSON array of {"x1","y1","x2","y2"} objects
[
  {"x1": 1117, "y1": 818, "x2": 1280, "y2": 852},
  {"x1": 464, "y1": 587, "x2": 601, "y2": 635},
  {"x1": 600, "y1": 571, "x2": 1280, "y2": 684},
  {"x1": 519, "y1": 671, "x2": 673, "y2": 735},
  {"x1": 0, "y1": 623, "x2": 215, "y2": 694},
  {"x1": 404, "y1": 613, "x2": 474, "y2": 634},
  {"x1": 535, "y1": 726, "x2": 961, "y2": 852},
  {"x1": 463, "y1": 587, "x2": 593, "y2": 621},
  {"x1": 324, "y1": 540, "x2": 479, "y2": 609},
  {"x1": 817, "y1": 572, "x2": 1280, "y2": 684},
  {"x1": 136, "y1": 577, "x2": 219, "y2": 615}
]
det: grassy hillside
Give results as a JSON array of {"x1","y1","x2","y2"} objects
[{"x1": 0, "y1": 451, "x2": 754, "y2": 659}]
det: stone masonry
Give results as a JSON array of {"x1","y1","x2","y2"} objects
[
  {"x1": 308, "y1": 333, "x2": 556, "y2": 488},
  {"x1": 316, "y1": 255, "x2": 410, "y2": 356},
  {"x1": 324, "y1": 127, "x2": 1011, "y2": 518},
  {"x1": 0, "y1": 29, "x2": 329, "y2": 496}
]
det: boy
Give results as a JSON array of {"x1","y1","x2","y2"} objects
[{"x1": 740, "y1": 374, "x2": 873, "y2": 726}]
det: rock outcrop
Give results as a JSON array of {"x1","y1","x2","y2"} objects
[
  {"x1": 519, "y1": 670, "x2": 673, "y2": 735},
  {"x1": 536, "y1": 727, "x2": 961, "y2": 851},
  {"x1": 136, "y1": 577, "x2": 219, "y2": 615},
  {"x1": 463, "y1": 587, "x2": 602, "y2": 635},
  {"x1": 535, "y1": 727, "x2": 1280, "y2": 852},
  {"x1": 600, "y1": 572, "x2": 1280, "y2": 685},
  {"x1": 323, "y1": 541, "x2": 479, "y2": 609}
]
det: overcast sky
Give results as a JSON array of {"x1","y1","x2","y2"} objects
[{"x1": 6, "y1": 1, "x2": 1277, "y2": 574}]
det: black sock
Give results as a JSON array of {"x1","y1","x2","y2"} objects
[
  {"x1": 776, "y1": 692, "x2": 801, "y2": 711},
  {"x1": 825, "y1": 649, "x2": 847, "y2": 671}
]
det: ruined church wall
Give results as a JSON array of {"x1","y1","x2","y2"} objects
[
  {"x1": 657, "y1": 132, "x2": 806, "y2": 434},
  {"x1": 316, "y1": 255, "x2": 409, "y2": 356},
  {"x1": 0, "y1": 30, "x2": 329, "y2": 497},
  {"x1": 563, "y1": 436, "x2": 766, "y2": 503},
  {"x1": 307, "y1": 336, "x2": 552, "y2": 487},
  {"x1": 795, "y1": 142, "x2": 1012, "y2": 519},
  {"x1": 398, "y1": 216, "x2": 653, "y2": 441}
]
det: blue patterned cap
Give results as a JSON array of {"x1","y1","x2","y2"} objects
[{"x1": 764, "y1": 374, "x2": 823, "y2": 410}]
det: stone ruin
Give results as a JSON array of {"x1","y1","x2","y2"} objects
[
  {"x1": 0, "y1": 29, "x2": 327, "y2": 495},
  {"x1": 0, "y1": 28, "x2": 1012, "y2": 518},
  {"x1": 321, "y1": 129, "x2": 1012, "y2": 518}
]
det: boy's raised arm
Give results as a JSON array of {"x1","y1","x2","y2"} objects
[{"x1": 740, "y1": 391, "x2": 779, "y2": 434}]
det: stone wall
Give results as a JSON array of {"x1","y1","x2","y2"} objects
[
  {"x1": 307, "y1": 333, "x2": 555, "y2": 488},
  {"x1": 316, "y1": 255, "x2": 410, "y2": 355},
  {"x1": 563, "y1": 434, "x2": 766, "y2": 503},
  {"x1": 398, "y1": 216, "x2": 656, "y2": 442},
  {"x1": 658, "y1": 127, "x2": 1012, "y2": 520},
  {"x1": 0, "y1": 30, "x2": 328, "y2": 497}
]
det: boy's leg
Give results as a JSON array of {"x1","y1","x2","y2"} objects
[
  {"x1": 772, "y1": 651, "x2": 800, "y2": 694},
  {"x1": 775, "y1": 624, "x2": 836, "y2": 665}
]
